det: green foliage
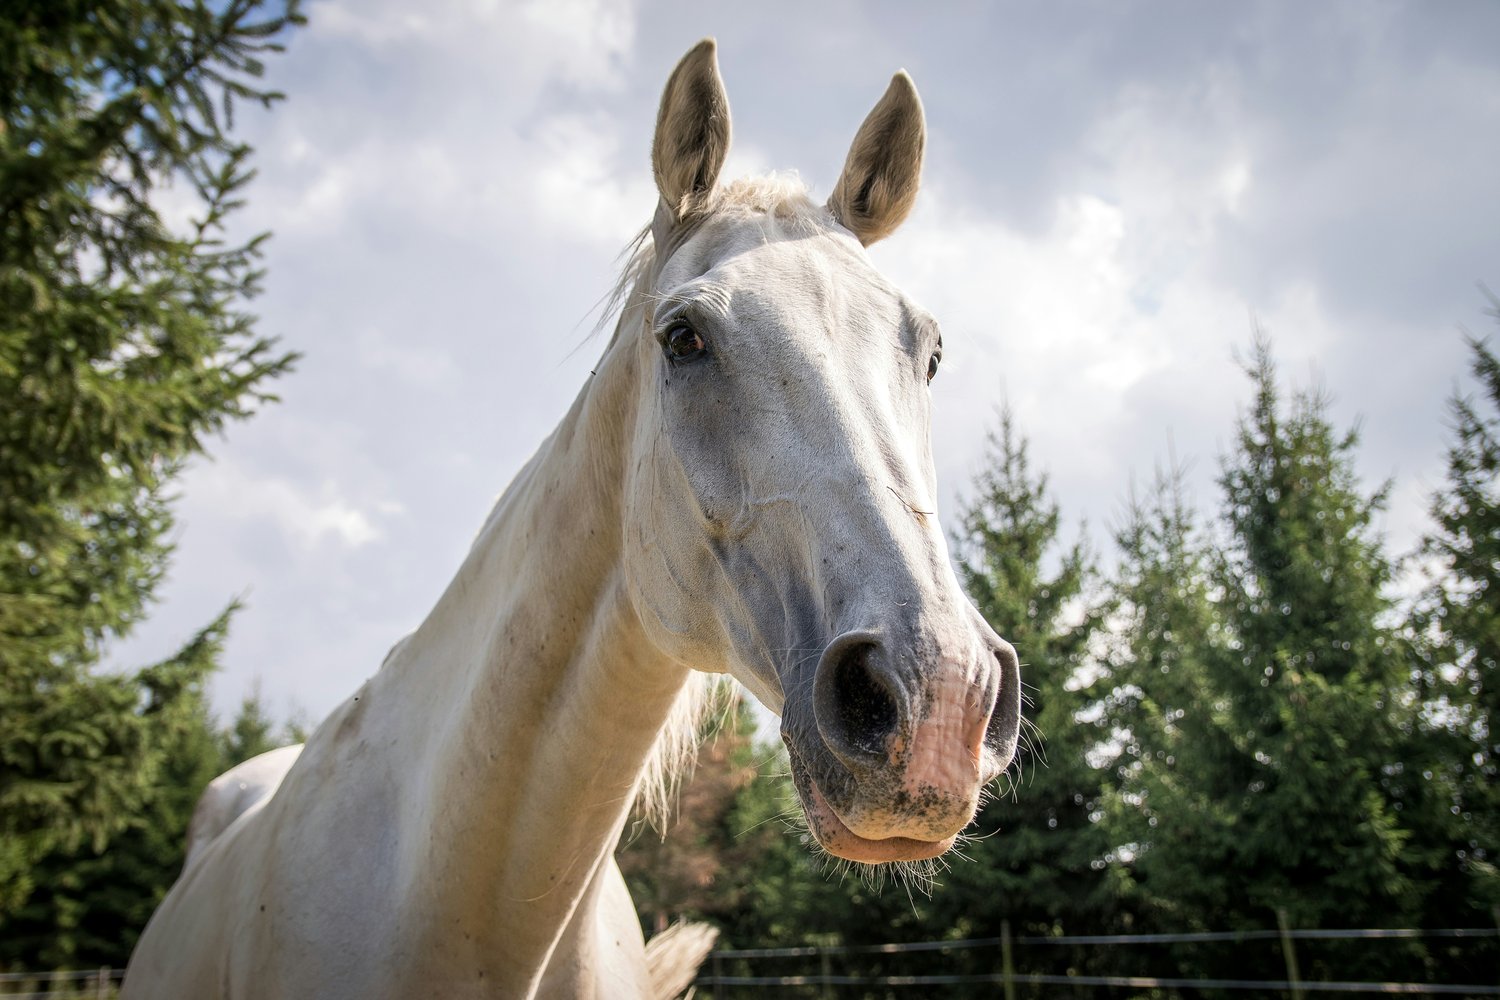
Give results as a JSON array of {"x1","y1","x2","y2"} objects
[
  {"x1": 1092, "y1": 337, "x2": 1431, "y2": 984},
  {"x1": 1405, "y1": 302, "x2": 1500, "y2": 925},
  {"x1": 0, "y1": 0, "x2": 303, "y2": 940},
  {"x1": 0, "y1": 611, "x2": 230, "y2": 970},
  {"x1": 1101, "y1": 461, "x2": 1228, "y2": 931},
  {"x1": 0, "y1": 648, "x2": 307, "y2": 970},
  {"x1": 933, "y1": 408, "x2": 1115, "y2": 944},
  {"x1": 1207, "y1": 337, "x2": 1415, "y2": 930},
  {"x1": 218, "y1": 683, "x2": 284, "y2": 768}
]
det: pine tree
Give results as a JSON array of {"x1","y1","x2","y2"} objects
[
  {"x1": 1407, "y1": 308, "x2": 1500, "y2": 925},
  {"x1": 1097, "y1": 339, "x2": 1429, "y2": 982},
  {"x1": 1100, "y1": 462, "x2": 1226, "y2": 920},
  {"x1": 1208, "y1": 338, "x2": 1415, "y2": 933},
  {"x1": 1101, "y1": 338, "x2": 1424, "y2": 983},
  {"x1": 0, "y1": 612, "x2": 229, "y2": 969},
  {"x1": 0, "y1": 0, "x2": 303, "y2": 923},
  {"x1": 929, "y1": 408, "x2": 1113, "y2": 957},
  {"x1": 219, "y1": 683, "x2": 284, "y2": 769}
]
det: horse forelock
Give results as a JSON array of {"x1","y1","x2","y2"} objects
[
  {"x1": 717, "y1": 173, "x2": 821, "y2": 220},
  {"x1": 599, "y1": 173, "x2": 825, "y2": 344}
]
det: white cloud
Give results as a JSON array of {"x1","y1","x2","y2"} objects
[
  {"x1": 528, "y1": 112, "x2": 656, "y2": 246},
  {"x1": 101, "y1": 3, "x2": 1497, "y2": 729},
  {"x1": 356, "y1": 326, "x2": 460, "y2": 386},
  {"x1": 315, "y1": 0, "x2": 634, "y2": 87},
  {"x1": 879, "y1": 145, "x2": 1300, "y2": 541},
  {"x1": 1219, "y1": 161, "x2": 1252, "y2": 218},
  {"x1": 239, "y1": 0, "x2": 651, "y2": 248},
  {"x1": 515, "y1": 0, "x2": 636, "y2": 89},
  {"x1": 190, "y1": 459, "x2": 390, "y2": 550}
]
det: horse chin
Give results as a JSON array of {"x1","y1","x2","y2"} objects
[{"x1": 797, "y1": 767, "x2": 955, "y2": 864}]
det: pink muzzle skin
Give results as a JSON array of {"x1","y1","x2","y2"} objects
[{"x1": 801, "y1": 669, "x2": 994, "y2": 862}]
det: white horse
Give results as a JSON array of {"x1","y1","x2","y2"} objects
[
  {"x1": 178, "y1": 745, "x2": 712, "y2": 998},
  {"x1": 123, "y1": 39, "x2": 1021, "y2": 999},
  {"x1": 182, "y1": 744, "x2": 304, "y2": 867}
]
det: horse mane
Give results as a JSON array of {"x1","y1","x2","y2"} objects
[
  {"x1": 616, "y1": 174, "x2": 818, "y2": 831},
  {"x1": 634, "y1": 671, "x2": 733, "y2": 832}
]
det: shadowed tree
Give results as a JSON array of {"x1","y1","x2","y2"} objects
[
  {"x1": 1404, "y1": 305, "x2": 1500, "y2": 937},
  {"x1": 922, "y1": 406, "x2": 1114, "y2": 993},
  {"x1": 1098, "y1": 462, "x2": 1242, "y2": 980},
  {"x1": 1206, "y1": 338, "x2": 1416, "y2": 932},
  {"x1": 0, "y1": 612, "x2": 229, "y2": 969},
  {"x1": 0, "y1": 0, "x2": 303, "y2": 930},
  {"x1": 218, "y1": 683, "x2": 284, "y2": 769},
  {"x1": 1101, "y1": 338, "x2": 1426, "y2": 983}
]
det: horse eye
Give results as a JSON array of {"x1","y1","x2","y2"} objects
[
  {"x1": 927, "y1": 351, "x2": 941, "y2": 383},
  {"x1": 664, "y1": 322, "x2": 706, "y2": 361}
]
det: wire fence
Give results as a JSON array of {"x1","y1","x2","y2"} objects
[
  {"x1": 4, "y1": 926, "x2": 1496, "y2": 998},
  {"x1": 0, "y1": 968, "x2": 121, "y2": 1000},
  {"x1": 695, "y1": 922, "x2": 1500, "y2": 997}
]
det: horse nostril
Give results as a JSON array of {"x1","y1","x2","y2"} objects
[
  {"x1": 818, "y1": 639, "x2": 899, "y2": 763},
  {"x1": 983, "y1": 637, "x2": 1022, "y2": 770}
]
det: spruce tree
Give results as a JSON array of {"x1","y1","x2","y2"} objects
[
  {"x1": 0, "y1": 612, "x2": 229, "y2": 969},
  {"x1": 1407, "y1": 312, "x2": 1500, "y2": 925},
  {"x1": 1101, "y1": 462, "x2": 1228, "y2": 933},
  {"x1": 1099, "y1": 339, "x2": 1426, "y2": 981},
  {"x1": 219, "y1": 684, "x2": 284, "y2": 769},
  {"x1": 1209, "y1": 339, "x2": 1415, "y2": 933},
  {"x1": 1096, "y1": 462, "x2": 1305, "y2": 984},
  {"x1": 0, "y1": 0, "x2": 303, "y2": 923},
  {"x1": 932, "y1": 408, "x2": 1112, "y2": 952},
  {"x1": 1099, "y1": 337, "x2": 1424, "y2": 986}
]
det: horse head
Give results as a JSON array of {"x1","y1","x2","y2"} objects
[{"x1": 620, "y1": 40, "x2": 1022, "y2": 866}]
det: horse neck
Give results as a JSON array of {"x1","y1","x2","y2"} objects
[{"x1": 375, "y1": 319, "x2": 691, "y2": 979}]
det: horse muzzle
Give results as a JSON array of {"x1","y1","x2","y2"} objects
[{"x1": 785, "y1": 627, "x2": 1021, "y2": 864}]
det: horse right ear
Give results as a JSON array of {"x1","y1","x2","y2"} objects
[{"x1": 652, "y1": 38, "x2": 731, "y2": 225}]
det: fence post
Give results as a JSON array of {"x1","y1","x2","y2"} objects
[
  {"x1": 1276, "y1": 908, "x2": 1304, "y2": 1000},
  {"x1": 1001, "y1": 919, "x2": 1016, "y2": 1000},
  {"x1": 97, "y1": 966, "x2": 110, "y2": 1000},
  {"x1": 820, "y1": 945, "x2": 834, "y2": 1000},
  {"x1": 711, "y1": 951, "x2": 723, "y2": 999}
]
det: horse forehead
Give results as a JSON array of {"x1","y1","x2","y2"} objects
[{"x1": 706, "y1": 232, "x2": 908, "y2": 338}]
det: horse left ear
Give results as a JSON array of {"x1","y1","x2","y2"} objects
[
  {"x1": 828, "y1": 72, "x2": 926, "y2": 246},
  {"x1": 652, "y1": 38, "x2": 732, "y2": 225}
]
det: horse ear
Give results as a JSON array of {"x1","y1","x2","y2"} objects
[
  {"x1": 652, "y1": 38, "x2": 731, "y2": 223},
  {"x1": 828, "y1": 72, "x2": 926, "y2": 246}
]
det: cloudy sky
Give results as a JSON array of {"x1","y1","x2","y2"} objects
[{"x1": 111, "y1": 0, "x2": 1500, "y2": 725}]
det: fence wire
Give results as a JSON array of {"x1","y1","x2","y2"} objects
[
  {"x1": 696, "y1": 925, "x2": 1500, "y2": 996},
  {"x1": 0, "y1": 967, "x2": 122, "y2": 1000},
  {"x1": 6, "y1": 928, "x2": 1498, "y2": 997}
]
